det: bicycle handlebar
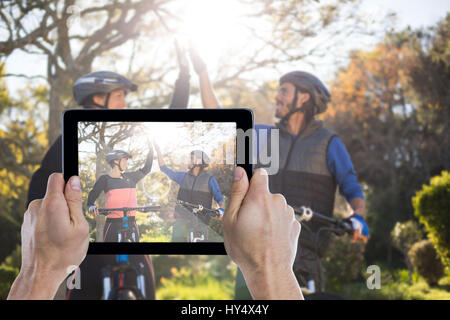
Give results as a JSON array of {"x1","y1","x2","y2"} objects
[
  {"x1": 97, "y1": 205, "x2": 161, "y2": 215},
  {"x1": 292, "y1": 205, "x2": 353, "y2": 235},
  {"x1": 176, "y1": 200, "x2": 222, "y2": 217}
]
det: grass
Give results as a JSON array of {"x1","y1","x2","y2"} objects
[
  {"x1": 155, "y1": 266, "x2": 234, "y2": 300},
  {"x1": 334, "y1": 271, "x2": 450, "y2": 300}
]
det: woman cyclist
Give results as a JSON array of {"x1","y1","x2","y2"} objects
[{"x1": 87, "y1": 147, "x2": 153, "y2": 242}]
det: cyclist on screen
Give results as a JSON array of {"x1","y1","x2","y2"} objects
[
  {"x1": 87, "y1": 147, "x2": 154, "y2": 242},
  {"x1": 155, "y1": 144, "x2": 225, "y2": 242}
]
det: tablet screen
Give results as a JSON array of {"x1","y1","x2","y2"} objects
[{"x1": 78, "y1": 121, "x2": 236, "y2": 244}]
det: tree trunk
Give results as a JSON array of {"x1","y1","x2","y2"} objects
[{"x1": 48, "y1": 74, "x2": 64, "y2": 145}]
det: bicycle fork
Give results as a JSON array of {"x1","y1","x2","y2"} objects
[{"x1": 102, "y1": 255, "x2": 146, "y2": 300}]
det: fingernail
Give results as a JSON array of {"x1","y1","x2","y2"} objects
[
  {"x1": 233, "y1": 167, "x2": 243, "y2": 181},
  {"x1": 70, "y1": 176, "x2": 81, "y2": 190},
  {"x1": 257, "y1": 168, "x2": 268, "y2": 176}
]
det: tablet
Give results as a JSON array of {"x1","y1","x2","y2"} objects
[{"x1": 63, "y1": 109, "x2": 253, "y2": 254}]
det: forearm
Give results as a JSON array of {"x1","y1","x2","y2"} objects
[
  {"x1": 349, "y1": 197, "x2": 366, "y2": 218},
  {"x1": 198, "y1": 70, "x2": 220, "y2": 108},
  {"x1": 242, "y1": 265, "x2": 303, "y2": 300},
  {"x1": 8, "y1": 268, "x2": 66, "y2": 300},
  {"x1": 157, "y1": 152, "x2": 165, "y2": 167},
  {"x1": 169, "y1": 72, "x2": 190, "y2": 109},
  {"x1": 140, "y1": 150, "x2": 154, "y2": 175}
]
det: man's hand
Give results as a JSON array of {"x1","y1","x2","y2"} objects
[
  {"x1": 153, "y1": 140, "x2": 161, "y2": 155},
  {"x1": 223, "y1": 167, "x2": 303, "y2": 300},
  {"x1": 175, "y1": 39, "x2": 189, "y2": 76},
  {"x1": 188, "y1": 43, "x2": 207, "y2": 75},
  {"x1": 8, "y1": 174, "x2": 89, "y2": 300},
  {"x1": 346, "y1": 213, "x2": 369, "y2": 243}
]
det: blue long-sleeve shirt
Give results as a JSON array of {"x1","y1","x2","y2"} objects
[
  {"x1": 255, "y1": 124, "x2": 364, "y2": 203},
  {"x1": 160, "y1": 165, "x2": 225, "y2": 203}
]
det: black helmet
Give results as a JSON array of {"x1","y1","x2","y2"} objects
[
  {"x1": 280, "y1": 71, "x2": 331, "y2": 115},
  {"x1": 191, "y1": 150, "x2": 210, "y2": 167},
  {"x1": 106, "y1": 150, "x2": 132, "y2": 166},
  {"x1": 73, "y1": 71, "x2": 137, "y2": 107}
]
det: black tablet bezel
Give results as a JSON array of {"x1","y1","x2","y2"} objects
[{"x1": 63, "y1": 108, "x2": 254, "y2": 255}]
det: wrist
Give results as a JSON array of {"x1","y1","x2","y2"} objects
[
  {"x1": 9, "y1": 267, "x2": 66, "y2": 300},
  {"x1": 241, "y1": 263, "x2": 302, "y2": 300}
]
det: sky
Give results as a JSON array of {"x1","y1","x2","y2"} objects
[{"x1": 2, "y1": 0, "x2": 450, "y2": 99}]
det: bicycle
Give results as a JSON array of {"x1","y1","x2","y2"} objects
[
  {"x1": 175, "y1": 200, "x2": 222, "y2": 242},
  {"x1": 97, "y1": 205, "x2": 160, "y2": 300},
  {"x1": 98, "y1": 205, "x2": 161, "y2": 242},
  {"x1": 293, "y1": 205, "x2": 354, "y2": 299}
]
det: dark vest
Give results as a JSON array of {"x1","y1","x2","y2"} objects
[
  {"x1": 258, "y1": 120, "x2": 337, "y2": 255},
  {"x1": 177, "y1": 171, "x2": 213, "y2": 209}
]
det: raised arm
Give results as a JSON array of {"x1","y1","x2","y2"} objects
[
  {"x1": 154, "y1": 141, "x2": 165, "y2": 167},
  {"x1": 139, "y1": 145, "x2": 154, "y2": 176},
  {"x1": 169, "y1": 40, "x2": 190, "y2": 109},
  {"x1": 154, "y1": 142, "x2": 185, "y2": 185},
  {"x1": 189, "y1": 45, "x2": 221, "y2": 109}
]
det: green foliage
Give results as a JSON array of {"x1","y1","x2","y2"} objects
[
  {"x1": 0, "y1": 245, "x2": 21, "y2": 299},
  {"x1": 390, "y1": 220, "x2": 423, "y2": 281},
  {"x1": 0, "y1": 265, "x2": 17, "y2": 299},
  {"x1": 156, "y1": 266, "x2": 234, "y2": 300},
  {"x1": 337, "y1": 275, "x2": 450, "y2": 300},
  {"x1": 391, "y1": 220, "x2": 423, "y2": 253},
  {"x1": 408, "y1": 239, "x2": 444, "y2": 286},
  {"x1": 151, "y1": 255, "x2": 236, "y2": 299},
  {"x1": 412, "y1": 171, "x2": 450, "y2": 273},
  {"x1": 322, "y1": 234, "x2": 366, "y2": 292}
]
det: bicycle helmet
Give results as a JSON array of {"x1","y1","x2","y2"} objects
[
  {"x1": 278, "y1": 71, "x2": 331, "y2": 124},
  {"x1": 73, "y1": 71, "x2": 138, "y2": 108},
  {"x1": 106, "y1": 150, "x2": 132, "y2": 169},
  {"x1": 191, "y1": 150, "x2": 210, "y2": 167}
]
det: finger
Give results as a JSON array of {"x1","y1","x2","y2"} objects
[
  {"x1": 24, "y1": 199, "x2": 42, "y2": 224},
  {"x1": 64, "y1": 176, "x2": 84, "y2": 224},
  {"x1": 247, "y1": 168, "x2": 270, "y2": 196},
  {"x1": 44, "y1": 173, "x2": 65, "y2": 197},
  {"x1": 224, "y1": 167, "x2": 249, "y2": 224}
]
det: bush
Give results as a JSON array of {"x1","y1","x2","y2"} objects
[
  {"x1": 0, "y1": 245, "x2": 21, "y2": 299},
  {"x1": 412, "y1": 171, "x2": 450, "y2": 273},
  {"x1": 391, "y1": 220, "x2": 423, "y2": 282},
  {"x1": 152, "y1": 255, "x2": 236, "y2": 300},
  {"x1": 391, "y1": 221, "x2": 423, "y2": 252},
  {"x1": 0, "y1": 265, "x2": 18, "y2": 299},
  {"x1": 408, "y1": 239, "x2": 444, "y2": 286},
  {"x1": 322, "y1": 234, "x2": 366, "y2": 292}
]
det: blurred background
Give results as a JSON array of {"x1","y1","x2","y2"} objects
[{"x1": 0, "y1": 0, "x2": 449, "y2": 299}]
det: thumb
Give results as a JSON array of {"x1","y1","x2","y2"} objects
[
  {"x1": 64, "y1": 176, "x2": 84, "y2": 224},
  {"x1": 224, "y1": 167, "x2": 249, "y2": 224},
  {"x1": 247, "y1": 168, "x2": 270, "y2": 196}
]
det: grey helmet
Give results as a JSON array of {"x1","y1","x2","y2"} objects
[
  {"x1": 73, "y1": 71, "x2": 137, "y2": 107},
  {"x1": 191, "y1": 150, "x2": 210, "y2": 167},
  {"x1": 279, "y1": 71, "x2": 331, "y2": 116},
  {"x1": 106, "y1": 150, "x2": 132, "y2": 167}
]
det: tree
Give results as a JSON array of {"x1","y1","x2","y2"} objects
[
  {"x1": 322, "y1": 16, "x2": 450, "y2": 266},
  {"x1": 0, "y1": 65, "x2": 47, "y2": 262},
  {"x1": 0, "y1": 0, "x2": 172, "y2": 144}
]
